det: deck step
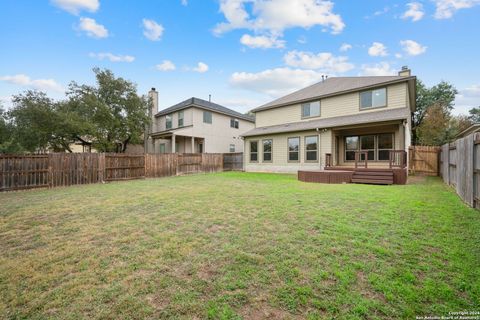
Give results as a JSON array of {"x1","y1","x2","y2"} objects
[
  {"x1": 352, "y1": 175, "x2": 393, "y2": 180},
  {"x1": 353, "y1": 171, "x2": 393, "y2": 176},
  {"x1": 351, "y1": 178, "x2": 393, "y2": 185}
]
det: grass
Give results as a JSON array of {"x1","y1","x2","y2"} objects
[{"x1": 0, "y1": 172, "x2": 479, "y2": 319}]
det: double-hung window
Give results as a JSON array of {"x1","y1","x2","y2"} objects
[
  {"x1": 301, "y1": 101, "x2": 320, "y2": 118},
  {"x1": 166, "y1": 114, "x2": 172, "y2": 129},
  {"x1": 263, "y1": 139, "x2": 272, "y2": 162},
  {"x1": 250, "y1": 141, "x2": 258, "y2": 162},
  {"x1": 229, "y1": 144, "x2": 235, "y2": 152},
  {"x1": 203, "y1": 111, "x2": 212, "y2": 124},
  {"x1": 305, "y1": 136, "x2": 318, "y2": 161},
  {"x1": 230, "y1": 118, "x2": 239, "y2": 129},
  {"x1": 178, "y1": 111, "x2": 184, "y2": 127},
  {"x1": 288, "y1": 137, "x2": 300, "y2": 161},
  {"x1": 360, "y1": 88, "x2": 386, "y2": 109}
]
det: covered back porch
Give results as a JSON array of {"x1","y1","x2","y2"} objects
[{"x1": 151, "y1": 132, "x2": 205, "y2": 154}]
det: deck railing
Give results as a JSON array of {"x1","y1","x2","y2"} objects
[
  {"x1": 325, "y1": 153, "x2": 332, "y2": 167},
  {"x1": 389, "y1": 150, "x2": 407, "y2": 169},
  {"x1": 354, "y1": 151, "x2": 369, "y2": 168}
]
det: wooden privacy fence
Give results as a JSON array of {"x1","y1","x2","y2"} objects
[
  {"x1": 408, "y1": 146, "x2": 440, "y2": 176},
  {"x1": 439, "y1": 132, "x2": 480, "y2": 208},
  {"x1": 0, "y1": 152, "x2": 243, "y2": 192},
  {"x1": 223, "y1": 153, "x2": 243, "y2": 171}
]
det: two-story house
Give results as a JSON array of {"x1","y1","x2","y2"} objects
[
  {"x1": 241, "y1": 67, "x2": 415, "y2": 182},
  {"x1": 146, "y1": 89, "x2": 255, "y2": 153}
]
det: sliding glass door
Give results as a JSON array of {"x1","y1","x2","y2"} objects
[{"x1": 344, "y1": 133, "x2": 394, "y2": 162}]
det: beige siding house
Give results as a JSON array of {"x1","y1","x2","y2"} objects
[
  {"x1": 242, "y1": 68, "x2": 416, "y2": 173},
  {"x1": 146, "y1": 89, "x2": 255, "y2": 153}
]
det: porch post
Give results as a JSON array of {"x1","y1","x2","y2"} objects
[
  {"x1": 191, "y1": 136, "x2": 195, "y2": 153},
  {"x1": 172, "y1": 134, "x2": 176, "y2": 153}
]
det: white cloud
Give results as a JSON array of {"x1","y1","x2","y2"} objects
[
  {"x1": 193, "y1": 62, "x2": 209, "y2": 73},
  {"x1": 181, "y1": 0, "x2": 188, "y2": 5},
  {"x1": 156, "y1": 60, "x2": 176, "y2": 71},
  {"x1": 240, "y1": 34, "x2": 285, "y2": 49},
  {"x1": 283, "y1": 50, "x2": 354, "y2": 73},
  {"x1": 454, "y1": 84, "x2": 480, "y2": 114},
  {"x1": 230, "y1": 67, "x2": 325, "y2": 97},
  {"x1": 297, "y1": 36, "x2": 307, "y2": 44},
  {"x1": 142, "y1": 19, "x2": 164, "y2": 41},
  {"x1": 339, "y1": 43, "x2": 352, "y2": 52},
  {"x1": 400, "y1": 39, "x2": 427, "y2": 56},
  {"x1": 395, "y1": 53, "x2": 403, "y2": 58},
  {"x1": 402, "y1": 2, "x2": 425, "y2": 21},
  {"x1": 359, "y1": 62, "x2": 396, "y2": 76},
  {"x1": 78, "y1": 17, "x2": 108, "y2": 38},
  {"x1": 368, "y1": 42, "x2": 388, "y2": 57},
  {"x1": 0, "y1": 74, "x2": 64, "y2": 92},
  {"x1": 89, "y1": 52, "x2": 135, "y2": 62},
  {"x1": 214, "y1": 0, "x2": 345, "y2": 36},
  {"x1": 51, "y1": 0, "x2": 99, "y2": 14},
  {"x1": 433, "y1": 0, "x2": 480, "y2": 19}
]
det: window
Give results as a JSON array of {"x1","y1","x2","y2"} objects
[
  {"x1": 230, "y1": 118, "x2": 239, "y2": 129},
  {"x1": 263, "y1": 139, "x2": 272, "y2": 162},
  {"x1": 166, "y1": 114, "x2": 172, "y2": 129},
  {"x1": 178, "y1": 111, "x2": 184, "y2": 127},
  {"x1": 250, "y1": 141, "x2": 258, "y2": 162},
  {"x1": 344, "y1": 133, "x2": 394, "y2": 161},
  {"x1": 360, "y1": 135, "x2": 375, "y2": 161},
  {"x1": 301, "y1": 101, "x2": 321, "y2": 118},
  {"x1": 229, "y1": 144, "x2": 235, "y2": 152},
  {"x1": 305, "y1": 136, "x2": 318, "y2": 161},
  {"x1": 159, "y1": 143, "x2": 166, "y2": 154},
  {"x1": 288, "y1": 137, "x2": 300, "y2": 162},
  {"x1": 203, "y1": 111, "x2": 212, "y2": 124},
  {"x1": 360, "y1": 88, "x2": 386, "y2": 109},
  {"x1": 378, "y1": 133, "x2": 393, "y2": 161}
]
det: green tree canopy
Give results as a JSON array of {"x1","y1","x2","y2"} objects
[
  {"x1": 413, "y1": 80, "x2": 458, "y2": 144},
  {"x1": 468, "y1": 106, "x2": 480, "y2": 123},
  {"x1": 67, "y1": 68, "x2": 149, "y2": 152}
]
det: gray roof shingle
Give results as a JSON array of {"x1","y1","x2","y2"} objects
[
  {"x1": 252, "y1": 76, "x2": 415, "y2": 112},
  {"x1": 155, "y1": 97, "x2": 255, "y2": 122},
  {"x1": 241, "y1": 107, "x2": 410, "y2": 137}
]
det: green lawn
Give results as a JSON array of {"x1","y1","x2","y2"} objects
[{"x1": 0, "y1": 173, "x2": 479, "y2": 319}]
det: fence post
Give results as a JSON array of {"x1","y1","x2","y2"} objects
[
  {"x1": 48, "y1": 153, "x2": 53, "y2": 188},
  {"x1": 98, "y1": 153, "x2": 105, "y2": 183}
]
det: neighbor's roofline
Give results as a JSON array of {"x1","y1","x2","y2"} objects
[
  {"x1": 250, "y1": 76, "x2": 416, "y2": 113},
  {"x1": 154, "y1": 98, "x2": 255, "y2": 122}
]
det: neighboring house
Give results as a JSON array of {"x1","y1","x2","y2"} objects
[
  {"x1": 145, "y1": 89, "x2": 255, "y2": 153},
  {"x1": 242, "y1": 67, "x2": 416, "y2": 173},
  {"x1": 455, "y1": 123, "x2": 480, "y2": 139}
]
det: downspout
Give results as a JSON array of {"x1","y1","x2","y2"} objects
[{"x1": 316, "y1": 128, "x2": 321, "y2": 168}]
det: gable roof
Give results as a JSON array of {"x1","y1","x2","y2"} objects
[
  {"x1": 155, "y1": 97, "x2": 255, "y2": 122},
  {"x1": 251, "y1": 76, "x2": 416, "y2": 112},
  {"x1": 241, "y1": 107, "x2": 410, "y2": 137}
]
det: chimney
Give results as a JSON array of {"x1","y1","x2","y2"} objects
[
  {"x1": 398, "y1": 66, "x2": 411, "y2": 77},
  {"x1": 148, "y1": 88, "x2": 158, "y2": 116}
]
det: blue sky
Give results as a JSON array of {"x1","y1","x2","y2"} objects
[{"x1": 1, "y1": 0, "x2": 479, "y2": 115}]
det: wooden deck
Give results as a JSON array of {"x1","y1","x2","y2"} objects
[{"x1": 298, "y1": 167, "x2": 407, "y2": 185}]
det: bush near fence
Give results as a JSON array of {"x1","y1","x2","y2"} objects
[
  {"x1": 440, "y1": 132, "x2": 480, "y2": 209},
  {"x1": 0, "y1": 152, "x2": 243, "y2": 192}
]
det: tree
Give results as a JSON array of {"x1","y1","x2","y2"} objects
[
  {"x1": 413, "y1": 80, "x2": 458, "y2": 144},
  {"x1": 468, "y1": 106, "x2": 480, "y2": 123},
  {"x1": 416, "y1": 104, "x2": 450, "y2": 145},
  {"x1": 67, "y1": 68, "x2": 150, "y2": 152},
  {"x1": 7, "y1": 91, "x2": 87, "y2": 153},
  {"x1": 0, "y1": 105, "x2": 23, "y2": 153}
]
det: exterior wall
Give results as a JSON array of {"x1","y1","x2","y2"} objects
[
  {"x1": 155, "y1": 107, "x2": 194, "y2": 132},
  {"x1": 190, "y1": 108, "x2": 254, "y2": 153},
  {"x1": 243, "y1": 129, "x2": 331, "y2": 173},
  {"x1": 150, "y1": 107, "x2": 255, "y2": 153},
  {"x1": 255, "y1": 82, "x2": 408, "y2": 127}
]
